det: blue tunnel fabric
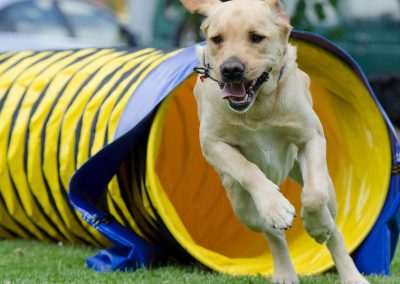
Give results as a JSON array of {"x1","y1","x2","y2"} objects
[
  {"x1": 68, "y1": 31, "x2": 400, "y2": 274},
  {"x1": 69, "y1": 46, "x2": 199, "y2": 271}
]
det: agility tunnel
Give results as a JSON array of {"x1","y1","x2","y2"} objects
[{"x1": 0, "y1": 31, "x2": 399, "y2": 276}]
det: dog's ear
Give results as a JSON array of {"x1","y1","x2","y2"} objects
[
  {"x1": 263, "y1": 0, "x2": 291, "y2": 31},
  {"x1": 180, "y1": 0, "x2": 221, "y2": 16}
]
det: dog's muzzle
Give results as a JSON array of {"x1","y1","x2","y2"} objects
[
  {"x1": 222, "y1": 72, "x2": 270, "y2": 112},
  {"x1": 218, "y1": 60, "x2": 270, "y2": 112},
  {"x1": 193, "y1": 58, "x2": 270, "y2": 112}
]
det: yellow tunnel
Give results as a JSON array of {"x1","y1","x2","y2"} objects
[
  {"x1": 145, "y1": 38, "x2": 391, "y2": 275},
  {"x1": 0, "y1": 32, "x2": 396, "y2": 276}
]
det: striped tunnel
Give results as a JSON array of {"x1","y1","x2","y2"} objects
[
  {"x1": 0, "y1": 31, "x2": 399, "y2": 276},
  {"x1": 0, "y1": 48, "x2": 178, "y2": 246}
]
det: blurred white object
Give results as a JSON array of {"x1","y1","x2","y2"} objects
[
  {"x1": 0, "y1": 0, "x2": 136, "y2": 51},
  {"x1": 128, "y1": 0, "x2": 156, "y2": 46}
]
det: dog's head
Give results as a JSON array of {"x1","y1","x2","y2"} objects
[{"x1": 181, "y1": 0, "x2": 291, "y2": 112}]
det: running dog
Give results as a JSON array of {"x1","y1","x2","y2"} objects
[{"x1": 179, "y1": 0, "x2": 369, "y2": 283}]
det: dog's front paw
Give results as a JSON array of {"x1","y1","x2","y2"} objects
[
  {"x1": 273, "y1": 273, "x2": 299, "y2": 284},
  {"x1": 255, "y1": 191, "x2": 296, "y2": 230},
  {"x1": 301, "y1": 203, "x2": 335, "y2": 243}
]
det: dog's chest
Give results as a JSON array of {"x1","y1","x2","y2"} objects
[{"x1": 234, "y1": 127, "x2": 297, "y2": 185}]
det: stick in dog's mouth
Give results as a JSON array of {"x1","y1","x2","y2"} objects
[{"x1": 222, "y1": 72, "x2": 270, "y2": 112}]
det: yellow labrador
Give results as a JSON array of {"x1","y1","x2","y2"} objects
[{"x1": 180, "y1": 0, "x2": 369, "y2": 283}]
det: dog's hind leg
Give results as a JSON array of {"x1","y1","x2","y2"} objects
[
  {"x1": 265, "y1": 229, "x2": 299, "y2": 284},
  {"x1": 222, "y1": 175, "x2": 299, "y2": 284},
  {"x1": 324, "y1": 178, "x2": 369, "y2": 284},
  {"x1": 326, "y1": 228, "x2": 369, "y2": 284}
]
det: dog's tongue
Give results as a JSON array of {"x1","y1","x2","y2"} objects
[{"x1": 222, "y1": 83, "x2": 246, "y2": 99}]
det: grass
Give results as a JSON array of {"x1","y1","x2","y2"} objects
[{"x1": 0, "y1": 239, "x2": 399, "y2": 283}]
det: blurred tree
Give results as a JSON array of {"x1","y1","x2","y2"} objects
[
  {"x1": 288, "y1": 0, "x2": 345, "y2": 40},
  {"x1": 290, "y1": 0, "x2": 339, "y2": 31}
]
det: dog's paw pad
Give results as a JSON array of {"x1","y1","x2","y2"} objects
[
  {"x1": 304, "y1": 220, "x2": 334, "y2": 243},
  {"x1": 301, "y1": 204, "x2": 335, "y2": 243},
  {"x1": 308, "y1": 226, "x2": 333, "y2": 244}
]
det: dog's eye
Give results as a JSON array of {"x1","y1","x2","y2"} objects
[
  {"x1": 210, "y1": 36, "x2": 223, "y2": 45},
  {"x1": 250, "y1": 34, "x2": 265, "y2": 43}
]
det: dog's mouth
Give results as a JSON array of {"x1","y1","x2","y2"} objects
[
  {"x1": 222, "y1": 81, "x2": 256, "y2": 112},
  {"x1": 222, "y1": 73, "x2": 269, "y2": 112}
]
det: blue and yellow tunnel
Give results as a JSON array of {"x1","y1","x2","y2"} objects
[{"x1": 0, "y1": 31, "x2": 399, "y2": 276}]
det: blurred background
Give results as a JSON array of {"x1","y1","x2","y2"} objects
[{"x1": 0, "y1": 0, "x2": 398, "y2": 133}]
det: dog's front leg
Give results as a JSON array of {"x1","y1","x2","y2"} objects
[
  {"x1": 201, "y1": 138, "x2": 296, "y2": 231},
  {"x1": 203, "y1": 139, "x2": 298, "y2": 284},
  {"x1": 298, "y1": 134, "x2": 369, "y2": 284},
  {"x1": 297, "y1": 134, "x2": 335, "y2": 243}
]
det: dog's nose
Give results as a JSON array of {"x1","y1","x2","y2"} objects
[{"x1": 221, "y1": 60, "x2": 245, "y2": 82}]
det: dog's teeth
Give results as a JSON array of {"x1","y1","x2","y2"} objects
[{"x1": 248, "y1": 88, "x2": 255, "y2": 98}]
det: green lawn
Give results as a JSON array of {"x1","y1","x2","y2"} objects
[{"x1": 0, "y1": 239, "x2": 399, "y2": 283}]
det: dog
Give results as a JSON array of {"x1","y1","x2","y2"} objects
[{"x1": 179, "y1": 0, "x2": 370, "y2": 283}]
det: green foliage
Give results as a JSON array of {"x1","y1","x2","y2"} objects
[
  {"x1": 290, "y1": 0, "x2": 339, "y2": 31},
  {"x1": 328, "y1": 0, "x2": 338, "y2": 7},
  {"x1": 288, "y1": 0, "x2": 346, "y2": 41}
]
